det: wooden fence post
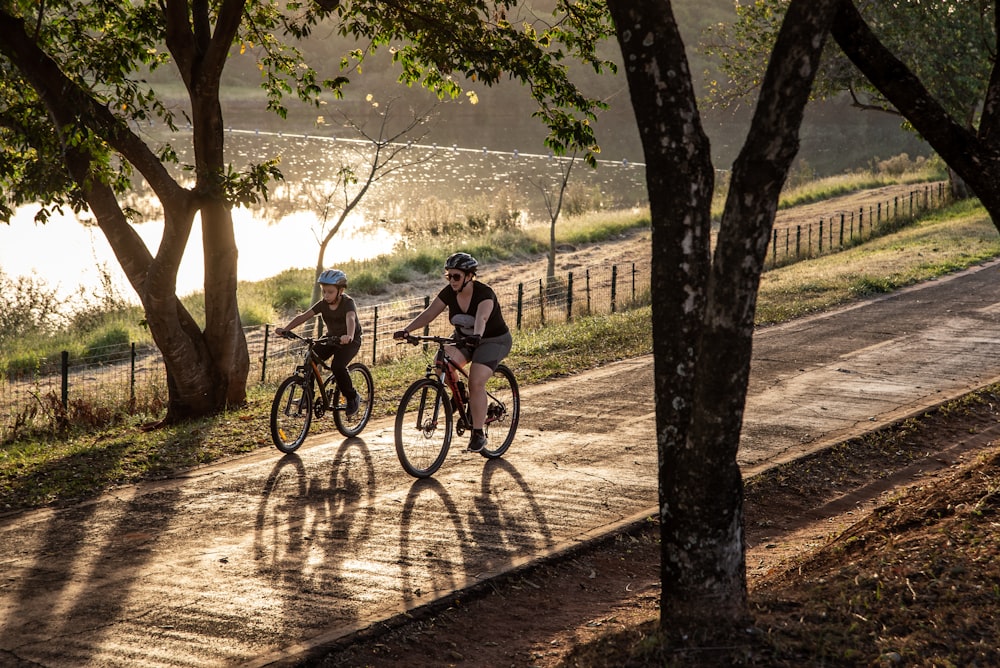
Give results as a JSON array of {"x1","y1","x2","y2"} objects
[
  {"x1": 611, "y1": 265, "x2": 618, "y2": 313},
  {"x1": 371, "y1": 305, "x2": 379, "y2": 365},
  {"x1": 516, "y1": 283, "x2": 524, "y2": 330},
  {"x1": 131, "y1": 342, "x2": 137, "y2": 402},
  {"x1": 567, "y1": 272, "x2": 574, "y2": 322},
  {"x1": 261, "y1": 324, "x2": 270, "y2": 384},
  {"x1": 61, "y1": 351, "x2": 69, "y2": 408},
  {"x1": 539, "y1": 278, "x2": 545, "y2": 326}
]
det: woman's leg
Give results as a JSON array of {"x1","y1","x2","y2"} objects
[{"x1": 467, "y1": 361, "x2": 492, "y2": 429}]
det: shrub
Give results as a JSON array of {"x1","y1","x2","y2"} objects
[
  {"x1": 563, "y1": 184, "x2": 605, "y2": 217},
  {"x1": 0, "y1": 270, "x2": 64, "y2": 345},
  {"x1": 349, "y1": 270, "x2": 381, "y2": 294},
  {"x1": 876, "y1": 153, "x2": 922, "y2": 177},
  {"x1": 273, "y1": 285, "x2": 311, "y2": 311},
  {"x1": 85, "y1": 326, "x2": 132, "y2": 361},
  {"x1": 407, "y1": 250, "x2": 446, "y2": 274},
  {"x1": 3, "y1": 351, "x2": 44, "y2": 380},
  {"x1": 240, "y1": 302, "x2": 276, "y2": 327}
]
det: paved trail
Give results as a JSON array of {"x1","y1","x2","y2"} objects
[{"x1": 2, "y1": 259, "x2": 1000, "y2": 667}]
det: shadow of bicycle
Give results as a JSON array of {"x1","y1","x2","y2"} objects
[{"x1": 396, "y1": 457, "x2": 554, "y2": 605}]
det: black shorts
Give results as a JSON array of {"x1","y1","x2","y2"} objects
[{"x1": 457, "y1": 331, "x2": 512, "y2": 371}]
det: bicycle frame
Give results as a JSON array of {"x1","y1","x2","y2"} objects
[
  {"x1": 296, "y1": 346, "x2": 332, "y2": 412},
  {"x1": 420, "y1": 337, "x2": 505, "y2": 430},
  {"x1": 431, "y1": 346, "x2": 471, "y2": 424},
  {"x1": 284, "y1": 331, "x2": 344, "y2": 415}
]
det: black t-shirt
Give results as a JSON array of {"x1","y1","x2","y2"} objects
[
  {"x1": 436, "y1": 281, "x2": 509, "y2": 338},
  {"x1": 311, "y1": 295, "x2": 362, "y2": 339}
]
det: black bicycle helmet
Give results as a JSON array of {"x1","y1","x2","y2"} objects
[{"x1": 444, "y1": 252, "x2": 478, "y2": 273}]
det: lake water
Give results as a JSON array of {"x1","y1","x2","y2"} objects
[{"x1": 0, "y1": 128, "x2": 647, "y2": 303}]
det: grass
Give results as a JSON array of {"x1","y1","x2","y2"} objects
[
  {"x1": 0, "y1": 210, "x2": 650, "y2": 380},
  {"x1": 3, "y1": 179, "x2": 999, "y2": 513},
  {"x1": 755, "y1": 197, "x2": 1000, "y2": 324},
  {"x1": 710, "y1": 155, "x2": 947, "y2": 219}
]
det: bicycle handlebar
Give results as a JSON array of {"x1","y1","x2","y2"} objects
[
  {"x1": 396, "y1": 333, "x2": 459, "y2": 346},
  {"x1": 278, "y1": 330, "x2": 342, "y2": 347}
]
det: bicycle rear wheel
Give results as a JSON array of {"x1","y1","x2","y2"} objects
[
  {"x1": 332, "y1": 363, "x2": 375, "y2": 437},
  {"x1": 270, "y1": 376, "x2": 313, "y2": 453},
  {"x1": 480, "y1": 364, "x2": 520, "y2": 458},
  {"x1": 394, "y1": 378, "x2": 452, "y2": 478}
]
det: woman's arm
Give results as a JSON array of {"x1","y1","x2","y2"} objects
[
  {"x1": 473, "y1": 298, "x2": 494, "y2": 337},
  {"x1": 398, "y1": 297, "x2": 447, "y2": 335}
]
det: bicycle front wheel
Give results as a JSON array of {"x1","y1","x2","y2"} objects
[
  {"x1": 394, "y1": 379, "x2": 452, "y2": 478},
  {"x1": 480, "y1": 364, "x2": 520, "y2": 458},
  {"x1": 270, "y1": 376, "x2": 313, "y2": 453},
  {"x1": 332, "y1": 363, "x2": 375, "y2": 437}
]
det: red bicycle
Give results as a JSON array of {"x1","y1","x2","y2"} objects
[{"x1": 393, "y1": 333, "x2": 520, "y2": 478}]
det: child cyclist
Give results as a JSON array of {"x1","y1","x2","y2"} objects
[
  {"x1": 276, "y1": 269, "x2": 362, "y2": 415},
  {"x1": 393, "y1": 252, "x2": 512, "y2": 452}
]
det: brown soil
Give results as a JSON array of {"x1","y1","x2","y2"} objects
[{"x1": 308, "y1": 182, "x2": 1000, "y2": 667}]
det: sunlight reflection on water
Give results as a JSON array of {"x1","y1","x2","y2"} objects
[{"x1": 0, "y1": 129, "x2": 646, "y2": 303}]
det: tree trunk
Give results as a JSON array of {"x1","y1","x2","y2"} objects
[
  {"x1": 0, "y1": 7, "x2": 248, "y2": 422},
  {"x1": 606, "y1": 0, "x2": 717, "y2": 627},
  {"x1": 607, "y1": 0, "x2": 836, "y2": 637},
  {"x1": 548, "y1": 221, "x2": 556, "y2": 279}
]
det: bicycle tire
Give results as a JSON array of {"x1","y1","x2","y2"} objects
[
  {"x1": 479, "y1": 364, "x2": 520, "y2": 458},
  {"x1": 332, "y1": 363, "x2": 375, "y2": 437},
  {"x1": 270, "y1": 376, "x2": 313, "y2": 453},
  {"x1": 394, "y1": 378, "x2": 452, "y2": 478}
]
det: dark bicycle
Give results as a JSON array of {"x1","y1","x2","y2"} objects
[
  {"x1": 269, "y1": 330, "x2": 374, "y2": 453},
  {"x1": 393, "y1": 333, "x2": 520, "y2": 478}
]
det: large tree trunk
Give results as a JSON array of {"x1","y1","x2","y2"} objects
[
  {"x1": 606, "y1": 0, "x2": 718, "y2": 628},
  {"x1": 607, "y1": 0, "x2": 836, "y2": 638},
  {"x1": 0, "y1": 4, "x2": 249, "y2": 422},
  {"x1": 831, "y1": 0, "x2": 1000, "y2": 226},
  {"x1": 192, "y1": 80, "x2": 250, "y2": 410}
]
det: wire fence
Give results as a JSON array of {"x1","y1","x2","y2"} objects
[
  {"x1": 0, "y1": 181, "x2": 958, "y2": 441},
  {"x1": 1, "y1": 260, "x2": 651, "y2": 441},
  {"x1": 765, "y1": 182, "x2": 949, "y2": 267}
]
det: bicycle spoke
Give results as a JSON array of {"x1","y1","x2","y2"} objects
[
  {"x1": 270, "y1": 377, "x2": 313, "y2": 453},
  {"x1": 480, "y1": 364, "x2": 520, "y2": 458},
  {"x1": 333, "y1": 363, "x2": 374, "y2": 437},
  {"x1": 395, "y1": 380, "x2": 451, "y2": 478}
]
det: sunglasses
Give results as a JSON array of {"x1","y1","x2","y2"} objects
[{"x1": 446, "y1": 273, "x2": 464, "y2": 282}]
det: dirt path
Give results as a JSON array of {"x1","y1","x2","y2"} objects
[
  {"x1": 4, "y1": 182, "x2": 990, "y2": 668},
  {"x1": 771, "y1": 181, "x2": 943, "y2": 232},
  {"x1": 380, "y1": 181, "x2": 943, "y2": 305}
]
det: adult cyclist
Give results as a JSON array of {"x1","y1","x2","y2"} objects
[
  {"x1": 276, "y1": 269, "x2": 363, "y2": 415},
  {"x1": 394, "y1": 252, "x2": 512, "y2": 452}
]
